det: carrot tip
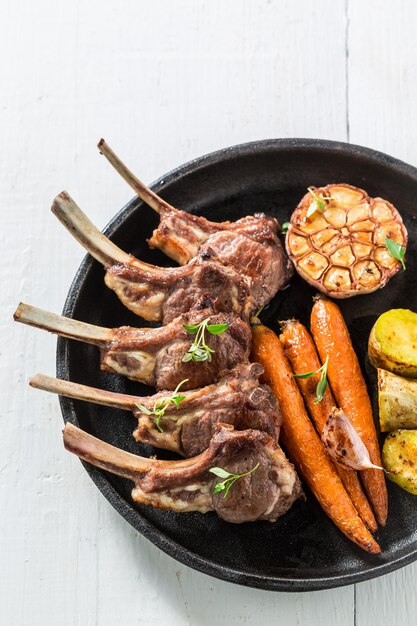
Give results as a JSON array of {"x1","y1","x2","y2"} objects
[{"x1": 278, "y1": 318, "x2": 298, "y2": 330}]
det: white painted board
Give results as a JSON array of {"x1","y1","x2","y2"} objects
[{"x1": 1, "y1": 1, "x2": 416, "y2": 624}]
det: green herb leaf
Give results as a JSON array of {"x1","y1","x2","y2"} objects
[
  {"x1": 210, "y1": 463, "x2": 260, "y2": 499},
  {"x1": 206, "y1": 323, "x2": 229, "y2": 335},
  {"x1": 385, "y1": 237, "x2": 406, "y2": 270},
  {"x1": 294, "y1": 370, "x2": 318, "y2": 379},
  {"x1": 209, "y1": 467, "x2": 232, "y2": 478},
  {"x1": 224, "y1": 478, "x2": 238, "y2": 498},
  {"x1": 193, "y1": 351, "x2": 209, "y2": 362},
  {"x1": 182, "y1": 317, "x2": 228, "y2": 363},
  {"x1": 136, "y1": 379, "x2": 189, "y2": 432},
  {"x1": 182, "y1": 323, "x2": 200, "y2": 334},
  {"x1": 251, "y1": 304, "x2": 266, "y2": 327},
  {"x1": 306, "y1": 187, "x2": 334, "y2": 218},
  {"x1": 171, "y1": 394, "x2": 186, "y2": 409},
  {"x1": 295, "y1": 356, "x2": 329, "y2": 405},
  {"x1": 135, "y1": 403, "x2": 152, "y2": 415},
  {"x1": 307, "y1": 187, "x2": 326, "y2": 216},
  {"x1": 313, "y1": 356, "x2": 329, "y2": 405},
  {"x1": 314, "y1": 375, "x2": 328, "y2": 404},
  {"x1": 281, "y1": 221, "x2": 290, "y2": 235},
  {"x1": 255, "y1": 304, "x2": 265, "y2": 318}
]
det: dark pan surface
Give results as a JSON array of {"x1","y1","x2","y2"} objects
[{"x1": 57, "y1": 139, "x2": 417, "y2": 591}]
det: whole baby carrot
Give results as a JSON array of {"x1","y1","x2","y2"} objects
[
  {"x1": 251, "y1": 320, "x2": 380, "y2": 554},
  {"x1": 280, "y1": 319, "x2": 378, "y2": 533},
  {"x1": 310, "y1": 296, "x2": 388, "y2": 526}
]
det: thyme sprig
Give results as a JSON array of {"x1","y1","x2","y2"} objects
[
  {"x1": 209, "y1": 463, "x2": 260, "y2": 499},
  {"x1": 306, "y1": 187, "x2": 335, "y2": 218},
  {"x1": 182, "y1": 318, "x2": 228, "y2": 363},
  {"x1": 135, "y1": 378, "x2": 189, "y2": 433},
  {"x1": 294, "y1": 355, "x2": 329, "y2": 404},
  {"x1": 281, "y1": 221, "x2": 290, "y2": 235},
  {"x1": 385, "y1": 237, "x2": 406, "y2": 270}
]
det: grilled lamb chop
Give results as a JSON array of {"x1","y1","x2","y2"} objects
[
  {"x1": 63, "y1": 422, "x2": 301, "y2": 523},
  {"x1": 52, "y1": 192, "x2": 251, "y2": 322},
  {"x1": 30, "y1": 363, "x2": 281, "y2": 456},
  {"x1": 98, "y1": 140, "x2": 293, "y2": 308},
  {"x1": 14, "y1": 303, "x2": 250, "y2": 390}
]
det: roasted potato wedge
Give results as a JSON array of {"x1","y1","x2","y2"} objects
[
  {"x1": 369, "y1": 309, "x2": 417, "y2": 378},
  {"x1": 382, "y1": 430, "x2": 417, "y2": 495},
  {"x1": 378, "y1": 369, "x2": 417, "y2": 431}
]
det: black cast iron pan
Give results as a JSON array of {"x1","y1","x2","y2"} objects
[{"x1": 57, "y1": 139, "x2": 417, "y2": 591}]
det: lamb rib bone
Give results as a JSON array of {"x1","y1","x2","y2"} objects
[
  {"x1": 30, "y1": 373, "x2": 137, "y2": 410},
  {"x1": 13, "y1": 302, "x2": 112, "y2": 344},
  {"x1": 63, "y1": 422, "x2": 302, "y2": 522},
  {"x1": 98, "y1": 139, "x2": 214, "y2": 262},
  {"x1": 14, "y1": 303, "x2": 251, "y2": 390},
  {"x1": 97, "y1": 140, "x2": 176, "y2": 217},
  {"x1": 51, "y1": 192, "x2": 251, "y2": 323},
  {"x1": 97, "y1": 138, "x2": 270, "y2": 258},
  {"x1": 98, "y1": 140, "x2": 294, "y2": 308},
  {"x1": 29, "y1": 363, "x2": 281, "y2": 456}
]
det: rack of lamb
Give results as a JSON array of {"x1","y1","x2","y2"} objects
[
  {"x1": 52, "y1": 192, "x2": 251, "y2": 322},
  {"x1": 96, "y1": 139, "x2": 294, "y2": 309},
  {"x1": 15, "y1": 303, "x2": 250, "y2": 390},
  {"x1": 63, "y1": 422, "x2": 301, "y2": 523},
  {"x1": 30, "y1": 363, "x2": 281, "y2": 456}
]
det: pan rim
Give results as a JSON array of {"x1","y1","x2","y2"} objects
[{"x1": 57, "y1": 137, "x2": 417, "y2": 592}]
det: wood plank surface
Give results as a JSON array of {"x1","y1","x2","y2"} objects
[
  {"x1": 1, "y1": 0, "x2": 415, "y2": 624},
  {"x1": 348, "y1": 2, "x2": 417, "y2": 624}
]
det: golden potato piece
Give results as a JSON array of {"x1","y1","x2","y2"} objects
[
  {"x1": 369, "y1": 309, "x2": 417, "y2": 378},
  {"x1": 383, "y1": 430, "x2": 417, "y2": 495},
  {"x1": 285, "y1": 183, "x2": 408, "y2": 298},
  {"x1": 378, "y1": 369, "x2": 417, "y2": 432}
]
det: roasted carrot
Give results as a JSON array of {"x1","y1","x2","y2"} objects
[
  {"x1": 251, "y1": 320, "x2": 380, "y2": 554},
  {"x1": 310, "y1": 296, "x2": 388, "y2": 526},
  {"x1": 280, "y1": 319, "x2": 378, "y2": 533}
]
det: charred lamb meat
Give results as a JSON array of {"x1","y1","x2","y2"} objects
[
  {"x1": 63, "y1": 422, "x2": 301, "y2": 523},
  {"x1": 52, "y1": 192, "x2": 251, "y2": 322},
  {"x1": 98, "y1": 139, "x2": 293, "y2": 309},
  {"x1": 15, "y1": 303, "x2": 250, "y2": 390},
  {"x1": 30, "y1": 363, "x2": 281, "y2": 456}
]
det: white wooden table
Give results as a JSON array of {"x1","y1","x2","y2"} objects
[{"x1": 1, "y1": 1, "x2": 416, "y2": 623}]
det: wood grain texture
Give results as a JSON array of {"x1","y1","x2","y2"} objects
[
  {"x1": 1, "y1": 0, "x2": 415, "y2": 623},
  {"x1": 348, "y1": 2, "x2": 417, "y2": 624}
]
